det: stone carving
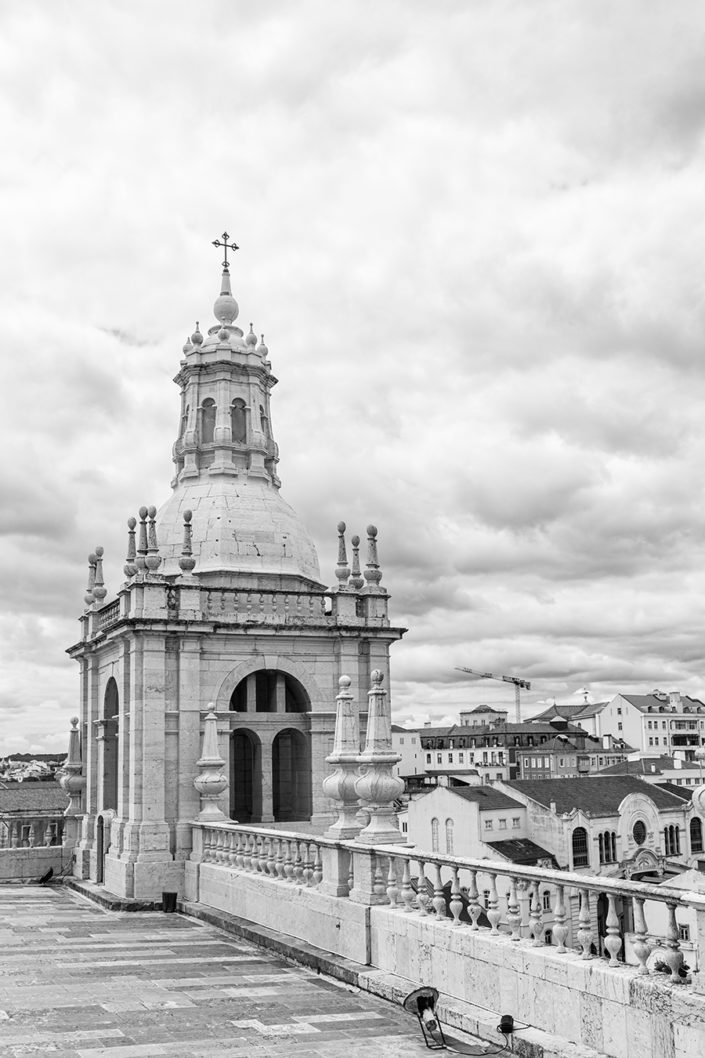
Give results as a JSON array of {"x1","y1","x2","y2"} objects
[
  {"x1": 193, "y1": 710, "x2": 228, "y2": 821},
  {"x1": 322, "y1": 676, "x2": 362, "y2": 839},
  {"x1": 354, "y1": 671, "x2": 404, "y2": 845}
]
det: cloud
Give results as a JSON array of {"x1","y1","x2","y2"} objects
[{"x1": 1, "y1": 1, "x2": 705, "y2": 750}]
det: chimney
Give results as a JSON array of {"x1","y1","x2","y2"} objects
[
  {"x1": 549, "y1": 801, "x2": 557, "y2": 814},
  {"x1": 673, "y1": 752, "x2": 683, "y2": 769}
]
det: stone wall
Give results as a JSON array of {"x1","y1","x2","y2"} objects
[{"x1": 0, "y1": 846, "x2": 68, "y2": 882}]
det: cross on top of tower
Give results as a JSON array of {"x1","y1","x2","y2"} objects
[{"x1": 212, "y1": 231, "x2": 239, "y2": 272}]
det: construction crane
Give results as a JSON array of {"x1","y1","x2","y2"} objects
[{"x1": 454, "y1": 667, "x2": 531, "y2": 723}]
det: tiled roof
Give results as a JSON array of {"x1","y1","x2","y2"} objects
[
  {"x1": 503, "y1": 776, "x2": 685, "y2": 816},
  {"x1": 486, "y1": 838, "x2": 558, "y2": 867},
  {"x1": 448, "y1": 787, "x2": 523, "y2": 811},
  {"x1": 655, "y1": 783, "x2": 694, "y2": 801},
  {"x1": 598, "y1": 756, "x2": 699, "y2": 776},
  {"x1": 0, "y1": 781, "x2": 69, "y2": 814},
  {"x1": 619, "y1": 693, "x2": 705, "y2": 713},
  {"x1": 530, "y1": 702, "x2": 594, "y2": 722},
  {"x1": 420, "y1": 720, "x2": 589, "y2": 740}
]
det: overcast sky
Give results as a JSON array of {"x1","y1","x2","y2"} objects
[{"x1": 2, "y1": 1, "x2": 705, "y2": 753}]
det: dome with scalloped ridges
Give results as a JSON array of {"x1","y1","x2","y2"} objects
[{"x1": 156, "y1": 477, "x2": 322, "y2": 585}]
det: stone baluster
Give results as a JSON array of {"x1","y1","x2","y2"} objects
[
  {"x1": 266, "y1": 837, "x2": 276, "y2": 877},
  {"x1": 662, "y1": 902, "x2": 685, "y2": 982},
  {"x1": 401, "y1": 859, "x2": 415, "y2": 913},
  {"x1": 632, "y1": 897, "x2": 651, "y2": 974},
  {"x1": 193, "y1": 711, "x2": 228, "y2": 821},
  {"x1": 506, "y1": 877, "x2": 522, "y2": 940},
  {"x1": 372, "y1": 856, "x2": 386, "y2": 901},
  {"x1": 529, "y1": 881, "x2": 543, "y2": 946},
  {"x1": 354, "y1": 671, "x2": 405, "y2": 844},
  {"x1": 293, "y1": 841, "x2": 304, "y2": 885},
  {"x1": 273, "y1": 838, "x2": 284, "y2": 880},
  {"x1": 467, "y1": 870, "x2": 482, "y2": 930},
  {"x1": 604, "y1": 892, "x2": 623, "y2": 967},
  {"x1": 553, "y1": 885, "x2": 568, "y2": 952},
  {"x1": 284, "y1": 840, "x2": 294, "y2": 882},
  {"x1": 303, "y1": 842, "x2": 314, "y2": 886},
  {"x1": 487, "y1": 872, "x2": 502, "y2": 935},
  {"x1": 312, "y1": 844, "x2": 323, "y2": 886},
  {"x1": 416, "y1": 861, "x2": 430, "y2": 915},
  {"x1": 323, "y1": 676, "x2": 362, "y2": 839},
  {"x1": 386, "y1": 856, "x2": 399, "y2": 907},
  {"x1": 347, "y1": 851, "x2": 354, "y2": 895},
  {"x1": 450, "y1": 867, "x2": 463, "y2": 926},
  {"x1": 227, "y1": 832, "x2": 238, "y2": 867},
  {"x1": 577, "y1": 888, "x2": 593, "y2": 959},
  {"x1": 432, "y1": 863, "x2": 446, "y2": 920}
]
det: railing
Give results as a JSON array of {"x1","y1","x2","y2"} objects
[
  {"x1": 196, "y1": 822, "x2": 702, "y2": 983},
  {"x1": 200, "y1": 823, "x2": 345, "y2": 889},
  {"x1": 204, "y1": 588, "x2": 333, "y2": 626},
  {"x1": 95, "y1": 599, "x2": 120, "y2": 630}
]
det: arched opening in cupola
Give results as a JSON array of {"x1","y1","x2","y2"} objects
[
  {"x1": 201, "y1": 398, "x2": 216, "y2": 444},
  {"x1": 231, "y1": 399, "x2": 246, "y2": 443},
  {"x1": 230, "y1": 729, "x2": 261, "y2": 823}
]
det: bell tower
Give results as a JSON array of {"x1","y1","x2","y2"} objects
[{"x1": 66, "y1": 237, "x2": 406, "y2": 902}]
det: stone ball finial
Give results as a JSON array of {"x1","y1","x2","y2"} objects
[
  {"x1": 184, "y1": 509, "x2": 192, "y2": 523},
  {"x1": 339, "y1": 675, "x2": 352, "y2": 691},
  {"x1": 367, "y1": 525, "x2": 378, "y2": 538},
  {"x1": 191, "y1": 322, "x2": 203, "y2": 346},
  {"x1": 139, "y1": 505, "x2": 148, "y2": 519},
  {"x1": 246, "y1": 323, "x2": 257, "y2": 346},
  {"x1": 371, "y1": 669, "x2": 384, "y2": 686},
  {"x1": 147, "y1": 505, "x2": 156, "y2": 519},
  {"x1": 352, "y1": 534, "x2": 360, "y2": 547},
  {"x1": 127, "y1": 516, "x2": 136, "y2": 530},
  {"x1": 259, "y1": 334, "x2": 269, "y2": 357},
  {"x1": 214, "y1": 292, "x2": 239, "y2": 326},
  {"x1": 183, "y1": 336, "x2": 193, "y2": 355},
  {"x1": 70, "y1": 716, "x2": 79, "y2": 727},
  {"x1": 337, "y1": 521, "x2": 346, "y2": 533},
  {"x1": 95, "y1": 545, "x2": 104, "y2": 557},
  {"x1": 88, "y1": 552, "x2": 97, "y2": 564}
]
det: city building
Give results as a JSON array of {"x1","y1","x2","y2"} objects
[
  {"x1": 598, "y1": 755, "x2": 705, "y2": 789},
  {"x1": 570, "y1": 691, "x2": 705, "y2": 759},
  {"x1": 391, "y1": 724, "x2": 423, "y2": 777}
]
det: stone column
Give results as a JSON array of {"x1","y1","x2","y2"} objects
[
  {"x1": 260, "y1": 733, "x2": 274, "y2": 823},
  {"x1": 246, "y1": 673, "x2": 257, "y2": 712}
]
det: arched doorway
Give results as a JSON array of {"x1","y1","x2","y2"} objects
[
  {"x1": 230, "y1": 730, "x2": 261, "y2": 823},
  {"x1": 102, "y1": 678, "x2": 119, "y2": 812},
  {"x1": 273, "y1": 729, "x2": 311, "y2": 822}
]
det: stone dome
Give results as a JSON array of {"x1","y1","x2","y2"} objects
[{"x1": 156, "y1": 477, "x2": 322, "y2": 584}]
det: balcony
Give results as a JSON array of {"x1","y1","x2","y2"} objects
[{"x1": 184, "y1": 821, "x2": 705, "y2": 1058}]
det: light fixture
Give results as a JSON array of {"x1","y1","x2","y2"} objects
[{"x1": 403, "y1": 986, "x2": 447, "y2": 1049}]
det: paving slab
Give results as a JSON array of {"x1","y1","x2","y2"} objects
[{"x1": 0, "y1": 886, "x2": 487, "y2": 1057}]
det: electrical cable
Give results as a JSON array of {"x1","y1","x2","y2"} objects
[{"x1": 427, "y1": 1022, "x2": 511, "y2": 1055}]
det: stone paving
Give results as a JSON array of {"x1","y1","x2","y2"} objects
[{"x1": 0, "y1": 885, "x2": 481, "y2": 1057}]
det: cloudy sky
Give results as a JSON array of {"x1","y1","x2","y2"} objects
[{"x1": 2, "y1": 1, "x2": 705, "y2": 752}]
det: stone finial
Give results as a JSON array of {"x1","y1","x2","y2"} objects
[
  {"x1": 179, "y1": 509, "x2": 196, "y2": 574},
  {"x1": 349, "y1": 534, "x2": 364, "y2": 590},
  {"x1": 135, "y1": 506, "x2": 148, "y2": 571},
  {"x1": 58, "y1": 716, "x2": 86, "y2": 818},
  {"x1": 194, "y1": 709, "x2": 228, "y2": 821},
  {"x1": 259, "y1": 334, "x2": 269, "y2": 358},
  {"x1": 124, "y1": 517, "x2": 137, "y2": 578},
  {"x1": 191, "y1": 322, "x2": 203, "y2": 346},
  {"x1": 353, "y1": 669, "x2": 405, "y2": 845},
  {"x1": 145, "y1": 505, "x2": 162, "y2": 572},
  {"x1": 335, "y1": 521, "x2": 351, "y2": 586},
  {"x1": 182, "y1": 336, "x2": 193, "y2": 355},
  {"x1": 93, "y1": 546, "x2": 107, "y2": 602},
  {"x1": 322, "y1": 676, "x2": 362, "y2": 839},
  {"x1": 84, "y1": 552, "x2": 97, "y2": 607},
  {"x1": 246, "y1": 322, "x2": 257, "y2": 347},
  {"x1": 363, "y1": 525, "x2": 383, "y2": 587}
]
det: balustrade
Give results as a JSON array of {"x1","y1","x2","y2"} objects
[
  {"x1": 194, "y1": 823, "x2": 698, "y2": 983},
  {"x1": 204, "y1": 588, "x2": 332, "y2": 626}
]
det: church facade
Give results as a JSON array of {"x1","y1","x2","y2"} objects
[{"x1": 67, "y1": 241, "x2": 406, "y2": 900}]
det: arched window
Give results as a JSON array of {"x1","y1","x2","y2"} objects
[
  {"x1": 231, "y1": 399, "x2": 246, "y2": 443},
  {"x1": 542, "y1": 890, "x2": 551, "y2": 911},
  {"x1": 431, "y1": 817, "x2": 439, "y2": 853},
  {"x1": 201, "y1": 398, "x2": 216, "y2": 444},
  {"x1": 445, "y1": 818, "x2": 454, "y2": 854},
  {"x1": 611, "y1": 832, "x2": 617, "y2": 863},
  {"x1": 690, "y1": 817, "x2": 703, "y2": 853},
  {"x1": 572, "y1": 826, "x2": 589, "y2": 868},
  {"x1": 675, "y1": 826, "x2": 681, "y2": 855},
  {"x1": 664, "y1": 826, "x2": 670, "y2": 855}
]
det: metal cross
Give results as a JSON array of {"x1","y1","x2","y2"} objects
[{"x1": 212, "y1": 231, "x2": 239, "y2": 270}]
